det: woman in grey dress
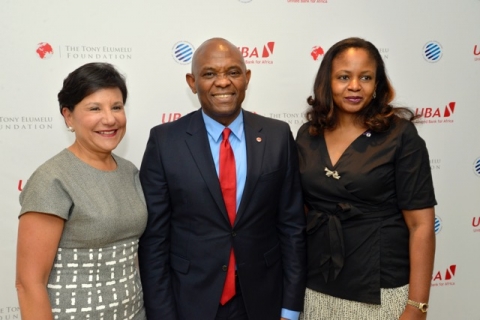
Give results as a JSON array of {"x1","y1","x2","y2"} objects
[{"x1": 16, "y1": 63, "x2": 147, "y2": 320}]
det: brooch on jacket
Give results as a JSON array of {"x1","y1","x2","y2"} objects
[{"x1": 325, "y1": 167, "x2": 340, "y2": 180}]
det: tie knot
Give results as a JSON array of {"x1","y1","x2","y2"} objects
[{"x1": 222, "y1": 128, "x2": 232, "y2": 141}]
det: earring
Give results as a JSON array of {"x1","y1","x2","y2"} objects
[
  {"x1": 67, "y1": 126, "x2": 75, "y2": 132},
  {"x1": 373, "y1": 91, "x2": 376, "y2": 99}
]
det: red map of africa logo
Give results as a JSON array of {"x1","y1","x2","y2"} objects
[
  {"x1": 311, "y1": 46, "x2": 324, "y2": 61},
  {"x1": 36, "y1": 42, "x2": 54, "y2": 59}
]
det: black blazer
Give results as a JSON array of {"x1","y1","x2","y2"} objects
[{"x1": 138, "y1": 110, "x2": 306, "y2": 320}]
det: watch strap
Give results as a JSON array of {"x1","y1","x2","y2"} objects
[{"x1": 407, "y1": 299, "x2": 428, "y2": 313}]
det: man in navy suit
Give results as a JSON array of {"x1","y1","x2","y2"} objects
[{"x1": 138, "y1": 38, "x2": 306, "y2": 320}]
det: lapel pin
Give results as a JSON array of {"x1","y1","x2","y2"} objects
[{"x1": 256, "y1": 137, "x2": 262, "y2": 142}]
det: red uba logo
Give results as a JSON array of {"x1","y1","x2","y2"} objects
[
  {"x1": 161, "y1": 113, "x2": 181, "y2": 123},
  {"x1": 474, "y1": 45, "x2": 480, "y2": 56},
  {"x1": 432, "y1": 265, "x2": 456, "y2": 282},
  {"x1": 36, "y1": 42, "x2": 54, "y2": 59},
  {"x1": 472, "y1": 216, "x2": 480, "y2": 230},
  {"x1": 415, "y1": 102, "x2": 455, "y2": 118},
  {"x1": 311, "y1": 46, "x2": 324, "y2": 61},
  {"x1": 238, "y1": 42, "x2": 275, "y2": 58},
  {"x1": 18, "y1": 179, "x2": 26, "y2": 191},
  {"x1": 474, "y1": 45, "x2": 480, "y2": 61}
]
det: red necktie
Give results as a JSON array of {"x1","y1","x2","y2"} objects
[{"x1": 219, "y1": 128, "x2": 236, "y2": 305}]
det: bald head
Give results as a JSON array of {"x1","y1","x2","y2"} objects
[{"x1": 191, "y1": 38, "x2": 246, "y2": 74}]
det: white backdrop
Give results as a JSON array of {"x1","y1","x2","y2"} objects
[{"x1": 1, "y1": 0, "x2": 479, "y2": 318}]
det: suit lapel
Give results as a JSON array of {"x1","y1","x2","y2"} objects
[
  {"x1": 184, "y1": 110, "x2": 229, "y2": 221},
  {"x1": 236, "y1": 111, "x2": 266, "y2": 224}
]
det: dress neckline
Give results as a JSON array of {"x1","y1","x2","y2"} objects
[{"x1": 322, "y1": 129, "x2": 371, "y2": 169}]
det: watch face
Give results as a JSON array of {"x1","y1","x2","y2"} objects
[{"x1": 420, "y1": 303, "x2": 429, "y2": 312}]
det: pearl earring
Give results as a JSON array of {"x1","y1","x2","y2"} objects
[{"x1": 67, "y1": 126, "x2": 75, "y2": 132}]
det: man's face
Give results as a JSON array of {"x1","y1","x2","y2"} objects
[{"x1": 186, "y1": 40, "x2": 251, "y2": 126}]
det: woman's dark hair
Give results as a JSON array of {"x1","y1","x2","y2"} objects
[
  {"x1": 306, "y1": 37, "x2": 415, "y2": 135},
  {"x1": 58, "y1": 62, "x2": 127, "y2": 114}
]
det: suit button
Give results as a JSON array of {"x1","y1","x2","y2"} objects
[
  {"x1": 222, "y1": 265, "x2": 228, "y2": 271},
  {"x1": 232, "y1": 231, "x2": 236, "y2": 237}
]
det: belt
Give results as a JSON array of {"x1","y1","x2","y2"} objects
[{"x1": 306, "y1": 203, "x2": 394, "y2": 282}]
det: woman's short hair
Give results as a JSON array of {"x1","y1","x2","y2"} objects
[{"x1": 58, "y1": 62, "x2": 127, "y2": 114}]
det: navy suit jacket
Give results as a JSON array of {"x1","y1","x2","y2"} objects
[{"x1": 138, "y1": 110, "x2": 306, "y2": 320}]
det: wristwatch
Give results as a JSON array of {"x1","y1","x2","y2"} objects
[{"x1": 407, "y1": 299, "x2": 428, "y2": 313}]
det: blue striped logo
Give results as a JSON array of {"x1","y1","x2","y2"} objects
[
  {"x1": 434, "y1": 216, "x2": 442, "y2": 234},
  {"x1": 172, "y1": 41, "x2": 194, "y2": 64},
  {"x1": 423, "y1": 41, "x2": 443, "y2": 62},
  {"x1": 474, "y1": 157, "x2": 480, "y2": 176}
]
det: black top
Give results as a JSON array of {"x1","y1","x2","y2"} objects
[{"x1": 296, "y1": 118, "x2": 437, "y2": 304}]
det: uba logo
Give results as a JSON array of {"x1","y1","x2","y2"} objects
[
  {"x1": 474, "y1": 45, "x2": 480, "y2": 61},
  {"x1": 238, "y1": 42, "x2": 275, "y2": 59},
  {"x1": 415, "y1": 102, "x2": 455, "y2": 124},
  {"x1": 431, "y1": 265, "x2": 456, "y2": 286},
  {"x1": 472, "y1": 216, "x2": 480, "y2": 232},
  {"x1": 18, "y1": 180, "x2": 27, "y2": 191},
  {"x1": 311, "y1": 46, "x2": 324, "y2": 61},
  {"x1": 162, "y1": 113, "x2": 182, "y2": 123},
  {"x1": 36, "y1": 42, "x2": 54, "y2": 59}
]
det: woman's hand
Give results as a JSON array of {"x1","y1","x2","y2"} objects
[{"x1": 399, "y1": 305, "x2": 427, "y2": 320}]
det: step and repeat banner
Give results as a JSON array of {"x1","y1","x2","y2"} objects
[{"x1": 1, "y1": 0, "x2": 479, "y2": 318}]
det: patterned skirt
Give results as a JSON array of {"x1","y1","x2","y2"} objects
[
  {"x1": 47, "y1": 239, "x2": 146, "y2": 320},
  {"x1": 300, "y1": 285, "x2": 409, "y2": 320}
]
